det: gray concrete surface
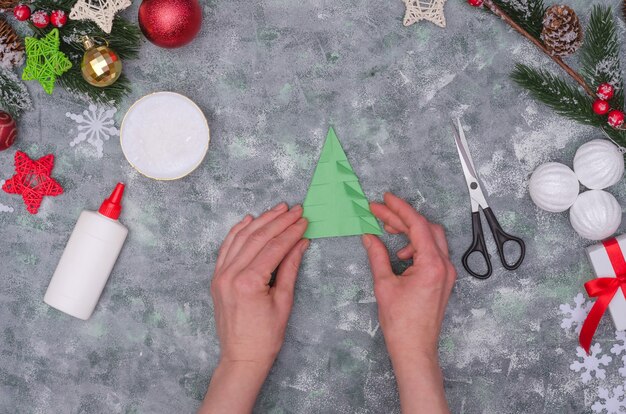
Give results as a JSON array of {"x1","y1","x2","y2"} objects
[{"x1": 2, "y1": 0, "x2": 625, "y2": 412}]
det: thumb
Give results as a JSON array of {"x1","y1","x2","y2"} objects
[
  {"x1": 361, "y1": 234, "x2": 394, "y2": 282},
  {"x1": 273, "y1": 238, "x2": 309, "y2": 300}
]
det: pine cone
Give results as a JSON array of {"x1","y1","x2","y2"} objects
[
  {"x1": 541, "y1": 5, "x2": 583, "y2": 57},
  {"x1": 0, "y1": 16, "x2": 24, "y2": 69},
  {"x1": 0, "y1": 0, "x2": 18, "y2": 10}
]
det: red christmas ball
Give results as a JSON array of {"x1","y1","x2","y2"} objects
[
  {"x1": 0, "y1": 111, "x2": 17, "y2": 151},
  {"x1": 467, "y1": 0, "x2": 483, "y2": 6},
  {"x1": 50, "y1": 10, "x2": 67, "y2": 28},
  {"x1": 592, "y1": 99, "x2": 610, "y2": 115},
  {"x1": 608, "y1": 110, "x2": 625, "y2": 128},
  {"x1": 13, "y1": 4, "x2": 31, "y2": 21},
  {"x1": 597, "y1": 83, "x2": 615, "y2": 101},
  {"x1": 31, "y1": 10, "x2": 50, "y2": 29},
  {"x1": 138, "y1": 0, "x2": 202, "y2": 48}
]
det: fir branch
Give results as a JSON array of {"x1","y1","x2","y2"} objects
[
  {"x1": 512, "y1": 63, "x2": 626, "y2": 146},
  {"x1": 482, "y1": 0, "x2": 594, "y2": 96},
  {"x1": 0, "y1": 67, "x2": 32, "y2": 118},
  {"x1": 490, "y1": 0, "x2": 546, "y2": 40},
  {"x1": 29, "y1": 0, "x2": 141, "y2": 105},
  {"x1": 579, "y1": 5, "x2": 623, "y2": 108},
  {"x1": 59, "y1": 66, "x2": 132, "y2": 106}
]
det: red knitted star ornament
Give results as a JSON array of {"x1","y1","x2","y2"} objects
[{"x1": 2, "y1": 151, "x2": 63, "y2": 214}]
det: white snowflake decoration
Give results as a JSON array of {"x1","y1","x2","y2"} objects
[
  {"x1": 69, "y1": 0, "x2": 131, "y2": 33},
  {"x1": 66, "y1": 104, "x2": 118, "y2": 158},
  {"x1": 612, "y1": 332, "x2": 626, "y2": 357},
  {"x1": 402, "y1": 0, "x2": 446, "y2": 28},
  {"x1": 560, "y1": 293, "x2": 593, "y2": 334},
  {"x1": 570, "y1": 344, "x2": 612, "y2": 384},
  {"x1": 592, "y1": 386, "x2": 626, "y2": 414},
  {"x1": 0, "y1": 180, "x2": 13, "y2": 213},
  {"x1": 617, "y1": 356, "x2": 626, "y2": 378}
]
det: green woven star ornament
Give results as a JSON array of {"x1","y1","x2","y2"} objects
[{"x1": 22, "y1": 29, "x2": 71, "y2": 94}]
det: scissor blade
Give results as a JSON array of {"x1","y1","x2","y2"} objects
[
  {"x1": 452, "y1": 118, "x2": 478, "y2": 179},
  {"x1": 451, "y1": 118, "x2": 489, "y2": 210}
]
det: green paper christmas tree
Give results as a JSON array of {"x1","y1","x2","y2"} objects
[{"x1": 303, "y1": 127, "x2": 382, "y2": 239}]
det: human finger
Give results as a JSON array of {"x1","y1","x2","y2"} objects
[
  {"x1": 384, "y1": 224, "x2": 402, "y2": 234},
  {"x1": 362, "y1": 234, "x2": 394, "y2": 283},
  {"x1": 383, "y1": 192, "x2": 438, "y2": 257},
  {"x1": 215, "y1": 215, "x2": 253, "y2": 273},
  {"x1": 273, "y1": 239, "x2": 309, "y2": 302},
  {"x1": 222, "y1": 202, "x2": 289, "y2": 267},
  {"x1": 430, "y1": 223, "x2": 450, "y2": 258},
  {"x1": 243, "y1": 218, "x2": 308, "y2": 282},
  {"x1": 371, "y1": 202, "x2": 408, "y2": 233},
  {"x1": 397, "y1": 244, "x2": 415, "y2": 260},
  {"x1": 228, "y1": 205, "x2": 304, "y2": 272}
]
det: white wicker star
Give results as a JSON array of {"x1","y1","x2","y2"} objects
[
  {"x1": 402, "y1": 0, "x2": 446, "y2": 28},
  {"x1": 69, "y1": 0, "x2": 131, "y2": 34}
]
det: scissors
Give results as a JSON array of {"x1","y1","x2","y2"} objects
[{"x1": 451, "y1": 118, "x2": 526, "y2": 279}]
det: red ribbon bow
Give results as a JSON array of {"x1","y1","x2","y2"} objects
[{"x1": 579, "y1": 238, "x2": 626, "y2": 354}]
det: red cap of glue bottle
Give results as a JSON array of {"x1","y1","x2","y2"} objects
[{"x1": 99, "y1": 182, "x2": 125, "y2": 219}]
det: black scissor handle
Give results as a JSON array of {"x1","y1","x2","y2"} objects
[
  {"x1": 462, "y1": 211, "x2": 493, "y2": 279},
  {"x1": 482, "y1": 207, "x2": 526, "y2": 270}
]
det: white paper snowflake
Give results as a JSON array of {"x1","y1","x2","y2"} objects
[
  {"x1": 618, "y1": 356, "x2": 626, "y2": 378},
  {"x1": 66, "y1": 104, "x2": 118, "y2": 158},
  {"x1": 570, "y1": 344, "x2": 612, "y2": 384},
  {"x1": 560, "y1": 293, "x2": 593, "y2": 334},
  {"x1": 612, "y1": 331, "x2": 626, "y2": 356},
  {"x1": 0, "y1": 180, "x2": 13, "y2": 213},
  {"x1": 592, "y1": 386, "x2": 626, "y2": 413}
]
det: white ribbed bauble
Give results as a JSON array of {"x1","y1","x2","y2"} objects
[
  {"x1": 570, "y1": 190, "x2": 622, "y2": 240},
  {"x1": 529, "y1": 162, "x2": 579, "y2": 212},
  {"x1": 573, "y1": 139, "x2": 624, "y2": 190}
]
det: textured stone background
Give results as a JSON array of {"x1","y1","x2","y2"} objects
[{"x1": 2, "y1": 0, "x2": 626, "y2": 412}]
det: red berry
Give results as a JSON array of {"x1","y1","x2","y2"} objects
[
  {"x1": 467, "y1": 0, "x2": 483, "y2": 6},
  {"x1": 608, "y1": 110, "x2": 625, "y2": 128},
  {"x1": 597, "y1": 83, "x2": 615, "y2": 101},
  {"x1": 13, "y1": 4, "x2": 31, "y2": 21},
  {"x1": 50, "y1": 10, "x2": 67, "y2": 28},
  {"x1": 592, "y1": 99, "x2": 610, "y2": 115},
  {"x1": 31, "y1": 10, "x2": 49, "y2": 28}
]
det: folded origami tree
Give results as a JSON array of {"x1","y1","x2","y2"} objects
[{"x1": 303, "y1": 126, "x2": 382, "y2": 239}]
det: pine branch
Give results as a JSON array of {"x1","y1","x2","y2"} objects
[
  {"x1": 490, "y1": 0, "x2": 546, "y2": 40},
  {"x1": 28, "y1": 0, "x2": 141, "y2": 105},
  {"x1": 58, "y1": 66, "x2": 132, "y2": 106},
  {"x1": 511, "y1": 63, "x2": 626, "y2": 147},
  {"x1": 0, "y1": 67, "x2": 32, "y2": 119},
  {"x1": 579, "y1": 5, "x2": 623, "y2": 108},
  {"x1": 482, "y1": 0, "x2": 594, "y2": 96}
]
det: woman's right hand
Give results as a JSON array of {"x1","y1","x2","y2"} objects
[{"x1": 362, "y1": 192, "x2": 456, "y2": 414}]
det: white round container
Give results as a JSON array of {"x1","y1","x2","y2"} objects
[{"x1": 120, "y1": 92, "x2": 210, "y2": 180}]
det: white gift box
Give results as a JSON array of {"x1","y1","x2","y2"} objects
[{"x1": 586, "y1": 234, "x2": 626, "y2": 331}]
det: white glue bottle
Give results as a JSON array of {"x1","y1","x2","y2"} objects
[{"x1": 44, "y1": 183, "x2": 128, "y2": 320}]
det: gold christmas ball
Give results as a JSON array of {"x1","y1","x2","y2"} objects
[{"x1": 80, "y1": 40, "x2": 122, "y2": 87}]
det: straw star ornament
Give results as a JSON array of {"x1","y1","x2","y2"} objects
[
  {"x1": 402, "y1": 0, "x2": 447, "y2": 28},
  {"x1": 21, "y1": 29, "x2": 71, "y2": 94},
  {"x1": 69, "y1": 0, "x2": 131, "y2": 33}
]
